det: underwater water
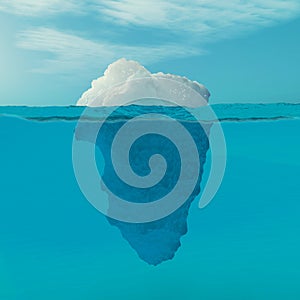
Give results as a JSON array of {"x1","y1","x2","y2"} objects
[{"x1": 0, "y1": 104, "x2": 300, "y2": 299}]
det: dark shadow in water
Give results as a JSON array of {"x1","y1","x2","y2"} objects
[{"x1": 76, "y1": 107, "x2": 210, "y2": 265}]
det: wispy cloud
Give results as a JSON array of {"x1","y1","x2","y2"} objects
[
  {"x1": 5, "y1": 0, "x2": 300, "y2": 28},
  {"x1": 99, "y1": 0, "x2": 300, "y2": 39},
  {"x1": 6, "y1": 1, "x2": 300, "y2": 75},
  {"x1": 17, "y1": 28, "x2": 197, "y2": 74},
  {"x1": 0, "y1": 0, "x2": 81, "y2": 16}
]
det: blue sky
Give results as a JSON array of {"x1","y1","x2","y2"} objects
[{"x1": 0, "y1": 0, "x2": 300, "y2": 105}]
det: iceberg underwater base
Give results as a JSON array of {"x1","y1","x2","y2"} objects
[{"x1": 0, "y1": 104, "x2": 300, "y2": 299}]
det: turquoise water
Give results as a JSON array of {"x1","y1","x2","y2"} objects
[{"x1": 0, "y1": 104, "x2": 300, "y2": 299}]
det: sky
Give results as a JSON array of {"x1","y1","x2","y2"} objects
[{"x1": 0, "y1": 0, "x2": 300, "y2": 106}]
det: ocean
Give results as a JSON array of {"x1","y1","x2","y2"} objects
[{"x1": 0, "y1": 103, "x2": 299, "y2": 299}]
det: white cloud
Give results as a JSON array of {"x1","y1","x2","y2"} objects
[
  {"x1": 17, "y1": 27, "x2": 198, "y2": 74},
  {"x1": 99, "y1": 0, "x2": 300, "y2": 39},
  {"x1": 0, "y1": 0, "x2": 81, "y2": 16},
  {"x1": 8, "y1": 1, "x2": 300, "y2": 75},
  {"x1": 6, "y1": 0, "x2": 300, "y2": 28}
]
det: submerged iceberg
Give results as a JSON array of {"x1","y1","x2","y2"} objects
[{"x1": 75, "y1": 59, "x2": 210, "y2": 265}]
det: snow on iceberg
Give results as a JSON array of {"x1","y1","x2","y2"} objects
[
  {"x1": 77, "y1": 58, "x2": 210, "y2": 107},
  {"x1": 75, "y1": 58, "x2": 210, "y2": 265}
]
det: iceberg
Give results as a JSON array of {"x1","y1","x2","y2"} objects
[
  {"x1": 77, "y1": 58, "x2": 210, "y2": 107},
  {"x1": 75, "y1": 59, "x2": 210, "y2": 265}
]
